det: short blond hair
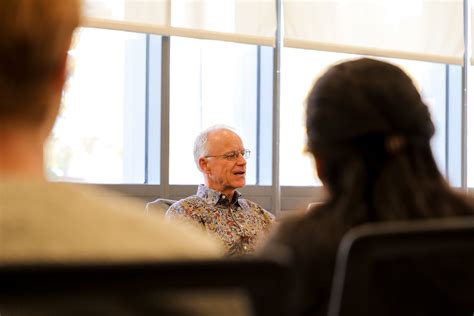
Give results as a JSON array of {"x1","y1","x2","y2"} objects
[{"x1": 0, "y1": 0, "x2": 81, "y2": 125}]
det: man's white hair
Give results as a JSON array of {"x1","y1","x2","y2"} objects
[{"x1": 193, "y1": 124, "x2": 237, "y2": 170}]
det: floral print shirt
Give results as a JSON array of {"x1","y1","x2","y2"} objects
[{"x1": 166, "y1": 185, "x2": 275, "y2": 256}]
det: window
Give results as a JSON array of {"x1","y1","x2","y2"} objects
[
  {"x1": 468, "y1": 65, "x2": 474, "y2": 187},
  {"x1": 169, "y1": 37, "x2": 260, "y2": 185},
  {"x1": 45, "y1": 28, "x2": 147, "y2": 184},
  {"x1": 44, "y1": 3, "x2": 470, "y2": 213},
  {"x1": 280, "y1": 48, "x2": 449, "y2": 186}
]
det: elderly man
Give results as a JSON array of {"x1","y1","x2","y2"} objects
[
  {"x1": 166, "y1": 126, "x2": 275, "y2": 256},
  {"x1": 0, "y1": 0, "x2": 221, "y2": 264}
]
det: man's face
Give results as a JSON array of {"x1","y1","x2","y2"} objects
[{"x1": 200, "y1": 130, "x2": 247, "y2": 198}]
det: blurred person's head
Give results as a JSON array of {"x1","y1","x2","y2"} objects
[
  {"x1": 306, "y1": 58, "x2": 470, "y2": 220},
  {"x1": 194, "y1": 126, "x2": 248, "y2": 199},
  {"x1": 0, "y1": 0, "x2": 81, "y2": 177}
]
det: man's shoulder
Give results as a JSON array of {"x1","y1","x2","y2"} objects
[
  {"x1": 238, "y1": 198, "x2": 275, "y2": 220},
  {"x1": 168, "y1": 195, "x2": 209, "y2": 213},
  {"x1": 170, "y1": 194, "x2": 205, "y2": 207},
  {"x1": 0, "y1": 180, "x2": 223, "y2": 262}
]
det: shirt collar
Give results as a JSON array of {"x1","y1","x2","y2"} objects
[{"x1": 197, "y1": 184, "x2": 242, "y2": 207}]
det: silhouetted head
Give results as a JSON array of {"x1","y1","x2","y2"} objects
[
  {"x1": 304, "y1": 58, "x2": 472, "y2": 221},
  {"x1": 0, "y1": 0, "x2": 81, "y2": 178},
  {"x1": 306, "y1": 58, "x2": 434, "y2": 196},
  {"x1": 0, "y1": 0, "x2": 81, "y2": 130}
]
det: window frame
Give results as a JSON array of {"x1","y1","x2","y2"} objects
[
  {"x1": 72, "y1": 31, "x2": 465, "y2": 218},
  {"x1": 58, "y1": 0, "x2": 473, "y2": 216}
]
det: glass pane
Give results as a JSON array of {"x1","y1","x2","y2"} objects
[
  {"x1": 85, "y1": 0, "x2": 168, "y2": 25},
  {"x1": 281, "y1": 48, "x2": 447, "y2": 186},
  {"x1": 45, "y1": 28, "x2": 147, "y2": 184},
  {"x1": 469, "y1": 65, "x2": 474, "y2": 187},
  {"x1": 169, "y1": 37, "x2": 258, "y2": 185}
]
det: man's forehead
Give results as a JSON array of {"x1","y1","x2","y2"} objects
[{"x1": 207, "y1": 129, "x2": 243, "y2": 149}]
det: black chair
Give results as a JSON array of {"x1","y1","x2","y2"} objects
[
  {"x1": 0, "y1": 256, "x2": 291, "y2": 316},
  {"x1": 328, "y1": 217, "x2": 474, "y2": 316}
]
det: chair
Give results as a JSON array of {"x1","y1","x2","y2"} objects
[
  {"x1": 145, "y1": 198, "x2": 177, "y2": 216},
  {"x1": 328, "y1": 217, "x2": 474, "y2": 316},
  {"x1": 0, "y1": 255, "x2": 291, "y2": 316}
]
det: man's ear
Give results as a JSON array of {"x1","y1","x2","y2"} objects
[
  {"x1": 198, "y1": 157, "x2": 209, "y2": 173},
  {"x1": 314, "y1": 155, "x2": 325, "y2": 183},
  {"x1": 40, "y1": 38, "x2": 72, "y2": 140},
  {"x1": 53, "y1": 38, "x2": 72, "y2": 93}
]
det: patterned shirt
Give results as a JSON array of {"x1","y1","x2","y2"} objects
[{"x1": 166, "y1": 185, "x2": 275, "y2": 256}]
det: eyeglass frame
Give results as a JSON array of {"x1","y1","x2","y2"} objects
[{"x1": 204, "y1": 149, "x2": 251, "y2": 161}]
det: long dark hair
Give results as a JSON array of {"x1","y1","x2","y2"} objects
[{"x1": 306, "y1": 58, "x2": 473, "y2": 222}]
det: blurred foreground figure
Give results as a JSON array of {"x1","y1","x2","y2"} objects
[
  {"x1": 0, "y1": 0, "x2": 222, "y2": 264},
  {"x1": 263, "y1": 58, "x2": 474, "y2": 316}
]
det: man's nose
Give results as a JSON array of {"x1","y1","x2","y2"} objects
[{"x1": 236, "y1": 154, "x2": 246, "y2": 165}]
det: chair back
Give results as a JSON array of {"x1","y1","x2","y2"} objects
[
  {"x1": 0, "y1": 256, "x2": 291, "y2": 316},
  {"x1": 145, "y1": 198, "x2": 177, "y2": 216},
  {"x1": 328, "y1": 217, "x2": 474, "y2": 316}
]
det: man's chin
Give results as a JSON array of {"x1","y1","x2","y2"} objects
[{"x1": 230, "y1": 178, "x2": 246, "y2": 189}]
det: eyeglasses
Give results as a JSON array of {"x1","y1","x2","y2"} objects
[{"x1": 204, "y1": 149, "x2": 251, "y2": 161}]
